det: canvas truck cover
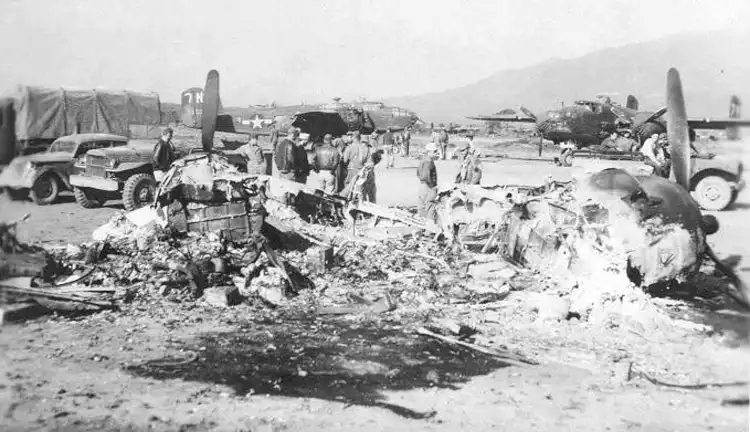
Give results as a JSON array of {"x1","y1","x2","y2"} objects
[{"x1": 2, "y1": 85, "x2": 163, "y2": 140}]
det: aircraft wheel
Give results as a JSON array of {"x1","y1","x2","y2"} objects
[
  {"x1": 29, "y1": 173, "x2": 60, "y2": 205},
  {"x1": 693, "y1": 175, "x2": 733, "y2": 211},
  {"x1": 560, "y1": 149, "x2": 574, "y2": 167},
  {"x1": 122, "y1": 173, "x2": 156, "y2": 211}
]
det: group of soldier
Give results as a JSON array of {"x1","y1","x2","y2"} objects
[
  {"x1": 416, "y1": 132, "x2": 483, "y2": 219},
  {"x1": 150, "y1": 125, "x2": 483, "y2": 221},
  {"x1": 591, "y1": 127, "x2": 675, "y2": 178}
]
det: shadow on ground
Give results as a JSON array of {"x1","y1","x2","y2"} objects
[
  {"x1": 664, "y1": 265, "x2": 750, "y2": 344},
  {"x1": 126, "y1": 318, "x2": 515, "y2": 419}
]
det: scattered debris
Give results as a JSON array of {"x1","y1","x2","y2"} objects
[
  {"x1": 416, "y1": 327, "x2": 537, "y2": 367},
  {"x1": 626, "y1": 362, "x2": 749, "y2": 389}
]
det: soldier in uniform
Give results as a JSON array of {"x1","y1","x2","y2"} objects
[
  {"x1": 438, "y1": 128, "x2": 449, "y2": 160},
  {"x1": 274, "y1": 127, "x2": 299, "y2": 181},
  {"x1": 311, "y1": 134, "x2": 341, "y2": 194},
  {"x1": 341, "y1": 131, "x2": 376, "y2": 202},
  {"x1": 417, "y1": 142, "x2": 439, "y2": 219},
  {"x1": 269, "y1": 123, "x2": 279, "y2": 152},
  {"x1": 455, "y1": 141, "x2": 482, "y2": 185},
  {"x1": 402, "y1": 127, "x2": 412, "y2": 156},
  {"x1": 382, "y1": 127, "x2": 396, "y2": 168},
  {"x1": 238, "y1": 135, "x2": 266, "y2": 175},
  {"x1": 152, "y1": 127, "x2": 175, "y2": 182},
  {"x1": 296, "y1": 133, "x2": 312, "y2": 184},
  {"x1": 640, "y1": 133, "x2": 669, "y2": 178}
]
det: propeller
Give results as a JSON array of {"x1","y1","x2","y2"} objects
[
  {"x1": 201, "y1": 69, "x2": 220, "y2": 152},
  {"x1": 666, "y1": 68, "x2": 690, "y2": 190},
  {"x1": 518, "y1": 106, "x2": 537, "y2": 122}
]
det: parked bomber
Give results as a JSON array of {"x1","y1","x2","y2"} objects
[
  {"x1": 180, "y1": 87, "x2": 420, "y2": 138},
  {"x1": 467, "y1": 93, "x2": 750, "y2": 157}
]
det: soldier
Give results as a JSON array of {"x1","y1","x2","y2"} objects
[
  {"x1": 431, "y1": 128, "x2": 441, "y2": 152},
  {"x1": 274, "y1": 126, "x2": 299, "y2": 181},
  {"x1": 152, "y1": 127, "x2": 175, "y2": 182},
  {"x1": 296, "y1": 133, "x2": 312, "y2": 184},
  {"x1": 269, "y1": 123, "x2": 279, "y2": 152},
  {"x1": 455, "y1": 141, "x2": 482, "y2": 185},
  {"x1": 335, "y1": 135, "x2": 352, "y2": 193},
  {"x1": 341, "y1": 131, "x2": 376, "y2": 202},
  {"x1": 310, "y1": 134, "x2": 341, "y2": 194},
  {"x1": 382, "y1": 127, "x2": 396, "y2": 168},
  {"x1": 402, "y1": 127, "x2": 412, "y2": 156},
  {"x1": 598, "y1": 131, "x2": 619, "y2": 152},
  {"x1": 238, "y1": 135, "x2": 266, "y2": 175},
  {"x1": 640, "y1": 132, "x2": 669, "y2": 178},
  {"x1": 615, "y1": 129, "x2": 639, "y2": 153},
  {"x1": 438, "y1": 128, "x2": 449, "y2": 160},
  {"x1": 417, "y1": 142, "x2": 439, "y2": 219},
  {"x1": 465, "y1": 133, "x2": 479, "y2": 154},
  {"x1": 370, "y1": 130, "x2": 380, "y2": 149}
]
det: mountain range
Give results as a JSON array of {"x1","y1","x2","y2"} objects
[{"x1": 383, "y1": 29, "x2": 750, "y2": 124}]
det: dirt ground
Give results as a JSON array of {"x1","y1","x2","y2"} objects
[{"x1": 1, "y1": 135, "x2": 749, "y2": 432}]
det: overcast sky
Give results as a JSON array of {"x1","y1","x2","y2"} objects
[{"x1": 1, "y1": 0, "x2": 747, "y2": 105}]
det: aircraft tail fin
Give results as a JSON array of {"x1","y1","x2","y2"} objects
[
  {"x1": 626, "y1": 95, "x2": 639, "y2": 110},
  {"x1": 180, "y1": 87, "x2": 203, "y2": 128},
  {"x1": 727, "y1": 95, "x2": 741, "y2": 140}
]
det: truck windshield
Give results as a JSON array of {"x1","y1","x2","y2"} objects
[{"x1": 48, "y1": 140, "x2": 77, "y2": 154}]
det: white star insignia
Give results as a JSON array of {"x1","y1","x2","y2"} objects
[{"x1": 251, "y1": 115, "x2": 266, "y2": 129}]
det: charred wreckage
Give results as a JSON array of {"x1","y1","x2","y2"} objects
[{"x1": 1, "y1": 69, "x2": 748, "y2": 337}]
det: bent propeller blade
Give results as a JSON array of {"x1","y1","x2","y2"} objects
[
  {"x1": 201, "y1": 69, "x2": 220, "y2": 152},
  {"x1": 666, "y1": 68, "x2": 690, "y2": 191}
]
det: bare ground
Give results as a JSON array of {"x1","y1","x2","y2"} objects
[{"x1": 1, "y1": 136, "x2": 749, "y2": 432}]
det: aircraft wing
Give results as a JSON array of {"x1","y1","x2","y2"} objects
[
  {"x1": 464, "y1": 114, "x2": 536, "y2": 123},
  {"x1": 686, "y1": 117, "x2": 750, "y2": 130}
]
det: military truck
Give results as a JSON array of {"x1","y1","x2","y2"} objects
[
  {"x1": 69, "y1": 141, "x2": 160, "y2": 211},
  {"x1": 0, "y1": 86, "x2": 162, "y2": 168}
]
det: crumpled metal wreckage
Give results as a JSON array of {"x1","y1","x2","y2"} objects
[
  {"x1": 90, "y1": 147, "x2": 737, "y2": 310},
  {"x1": 431, "y1": 168, "x2": 709, "y2": 294}
]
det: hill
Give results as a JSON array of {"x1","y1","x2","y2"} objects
[{"x1": 384, "y1": 30, "x2": 750, "y2": 124}]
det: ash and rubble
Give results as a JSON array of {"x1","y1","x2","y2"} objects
[{"x1": 0, "y1": 153, "x2": 738, "y2": 336}]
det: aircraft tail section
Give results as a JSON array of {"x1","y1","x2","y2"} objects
[
  {"x1": 727, "y1": 95, "x2": 741, "y2": 140},
  {"x1": 181, "y1": 87, "x2": 203, "y2": 128},
  {"x1": 626, "y1": 95, "x2": 639, "y2": 110}
]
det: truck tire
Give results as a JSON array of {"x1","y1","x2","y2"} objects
[
  {"x1": 29, "y1": 173, "x2": 59, "y2": 205},
  {"x1": 693, "y1": 175, "x2": 733, "y2": 211},
  {"x1": 122, "y1": 173, "x2": 156, "y2": 211},
  {"x1": 73, "y1": 187, "x2": 107, "y2": 209}
]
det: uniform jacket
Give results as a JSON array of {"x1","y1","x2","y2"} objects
[
  {"x1": 382, "y1": 131, "x2": 394, "y2": 147},
  {"x1": 342, "y1": 142, "x2": 372, "y2": 171},
  {"x1": 312, "y1": 143, "x2": 341, "y2": 172},
  {"x1": 457, "y1": 154, "x2": 482, "y2": 185},
  {"x1": 239, "y1": 143, "x2": 265, "y2": 173},
  {"x1": 274, "y1": 139, "x2": 297, "y2": 172},
  {"x1": 417, "y1": 155, "x2": 437, "y2": 188},
  {"x1": 152, "y1": 138, "x2": 175, "y2": 171}
]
